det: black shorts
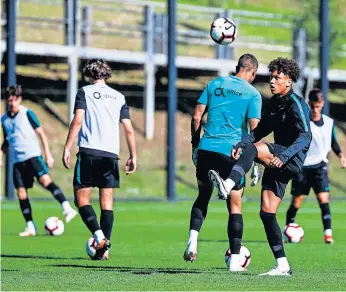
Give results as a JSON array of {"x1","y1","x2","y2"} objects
[
  {"x1": 196, "y1": 149, "x2": 244, "y2": 190},
  {"x1": 261, "y1": 143, "x2": 301, "y2": 199},
  {"x1": 291, "y1": 163, "x2": 329, "y2": 196},
  {"x1": 13, "y1": 156, "x2": 49, "y2": 189},
  {"x1": 73, "y1": 153, "x2": 120, "y2": 188}
]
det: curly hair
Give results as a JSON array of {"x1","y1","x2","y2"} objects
[
  {"x1": 6, "y1": 84, "x2": 22, "y2": 97},
  {"x1": 83, "y1": 58, "x2": 112, "y2": 81},
  {"x1": 268, "y1": 57, "x2": 300, "y2": 82}
]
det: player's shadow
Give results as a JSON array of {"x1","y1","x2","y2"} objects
[
  {"x1": 52, "y1": 263, "x2": 205, "y2": 275},
  {"x1": 1, "y1": 254, "x2": 85, "y2": 260},
  {"x1": 198, "y1": 239, "x2": 267, "y2": 244}
]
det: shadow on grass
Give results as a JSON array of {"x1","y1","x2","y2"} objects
[
  {"x1": 199, "y1": 239, "x2": 267, "y2": 244},
  {"x1": 1, "y1": 254, "x2": 85, "y2": 260},
  {"x1": 51, "y1": 263, "x2": 205, "y2": 275}
]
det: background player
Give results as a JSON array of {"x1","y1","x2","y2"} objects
[
  {"x1": 286, "y1": 88, "x2": 346, "y2": 244},
  {"x1": 1, "y1": 85, "x2": 78, "y2": 237},
  {"x1": 184, "y1": 54, "x2": 262, "y2": 271},
  {"x1": 209, "y1": 57, "x2": 311, "y2": 276},
  {"x1": 62, "y1": 58, "x2": 137, "y2": 260}
]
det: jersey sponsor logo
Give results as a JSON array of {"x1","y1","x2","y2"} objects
[
  {"x1": 93, "y1": 92, "x2": 117, "y2": 100},
  {"x1": 93, "y1": 92, "x2": 101, "y2": 99},
  {"x1": 214, "y1": 87, "x2": 242, "y2": 97}
]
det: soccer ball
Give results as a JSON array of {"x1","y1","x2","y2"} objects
[
  {"x1": 86, "y1": 237, "x2": 97, "y2": 258},
  {"x1": 224, "y1": 245, "x2": 251, "y2": 268},
  {"x1": 210, "y1": 17, "x2": 237, "y2": 45},
  {"x1": 282, "y1": 223, "x2": 304, "y2": 243},
  {"x1": 44, "y1": 217, "x2": 64, "y2": 236}
]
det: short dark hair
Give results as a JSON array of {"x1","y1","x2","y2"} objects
[
  {"x1": 83, "y1": 58, "x2": 112, "y2": 81},
  {"x1": 268, "y1": 57, "x2": 300, "y2": 82},
  {"x1": 6, "y1": 85, "x2": 22, "y2": 97},
  {"x1": 236, "y1": 53, "x2": 258, "y2": 72},
  {"x1": 309, "y1": 88, "x2": 324, "y2": 103}
]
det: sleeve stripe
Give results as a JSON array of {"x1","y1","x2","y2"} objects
[
  {"x1": 332, "y1": 124, "x2": 338, "y2": 141},
  {"x1": 290, "y1": 94, "x2": 309, "y2": 132}
]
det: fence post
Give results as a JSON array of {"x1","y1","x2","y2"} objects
[
  {"x1": 225, "y1": 9, "x2": 234, "y2": 60},
  {"x1": 81, "y1": 6, "x2": 91, "y2": 47},
  {"x1": 153, "y1": 13, "x2": 161, "y2": 54},
  {"x1": 144, "y1": 5, "x2": 155, "y2": 140},
  {"x1": 64, "y1": 0, "x2": 74, "y2": 45},
  {"x1": 162, "y1": 13, "x2": 168, "y2": 55},
  {"x1": 215, "y1": 12, "x2": 224, "y2": 59},
  {"x1": 293, "y1": 27, "x2": 306, "y2": 97}
]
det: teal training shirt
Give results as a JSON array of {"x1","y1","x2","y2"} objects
[{"x1": 198, "y1": 75, "x2": 262, "y2": 157}]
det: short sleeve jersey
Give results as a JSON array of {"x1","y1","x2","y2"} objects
[
  {"x1": 198, "y1": 75, "x2": 262, "y2": 156},
  {"x1": 74, "y1": 83, "x2": 130, "y2": 157}
]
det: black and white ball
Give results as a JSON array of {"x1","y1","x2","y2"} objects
[
  {"x1": 210, "y1": 17, "x2": 237, "y2": 45},
  {"x1": 224, "y1": 245, "x2": 251, "y2": 268}
]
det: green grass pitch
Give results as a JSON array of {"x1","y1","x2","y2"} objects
[{"x1": 2, "y1": 200, "x2": 346, "y2": 291}]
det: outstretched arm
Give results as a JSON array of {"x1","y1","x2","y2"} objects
[{"x1": 62, "y1": 109, "x2": 84, "y2": 169}]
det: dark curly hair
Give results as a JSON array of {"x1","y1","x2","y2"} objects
[
  {"x1": 83, "y1": 58, "x2": 112, "y2": 81},
  {"x1": 268, "y1": 57, "x2": 300, "y2": 82}
]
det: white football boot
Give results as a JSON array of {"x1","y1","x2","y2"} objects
[
  {"x1": 208, "y1": 170, "x2": 233, "y2": 200},
  {"x1": 63, "y1": 208, "x2": 78, "y2": 223},
  {"x1": 183, "y1": 243, "x2": 197, "y2": 262},
  {"x1": 259, "y1": 265, "x2": 292, "y2": 276},
  {"x1": 19, "y1": 224, "x2": 37, "y2": 237}
]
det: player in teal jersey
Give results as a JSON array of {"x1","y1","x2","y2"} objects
[{"x1": 184, "y1": 54, "x2": 262, "y2": 268}]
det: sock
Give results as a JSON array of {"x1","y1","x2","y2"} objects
[
  {"x1": 260, "y1": 211, "x2": 286, "y2": 259},
  {"x1": 188, "y1": 230, "x2": 199, "y2": 246},
  {"x1": 320, "y1": 203, "x2": 332, "y2": 231},
  {"x1": 228, "y1": 144, "x2": 258, "y2": 184},
  {"x1": 27, "y1": 220, "x2": 35, "y2": 230},
  {"x1": 277, "y1": 257, "x2": 290, "y2": 270},
  {"x1": 62, "y1": 201, "x2": 73, "y2": 212},
  {"x1": 189, "y1": 206, "x2": 205, "y2": 232},
  {"x1": 46, "y1": 182, "x2": 66, "y2": 204},
  {"x1": 228, "y1": 214, "x2": 243, "y2": 254},
  {"x1": 100, "y1": 209, "x2": 114, "y2": 240},
  {"x1": 79, "y1": 205, "x2": 100, "y2": 234},
  {"x1": 286, "y1": 204, "x2": 298, "y2": 225},
  {"x1": 19, "y1": 198, "x2": 33, "y2": 222},
  {"x1": 94, "y1": 229, "x2": 106, "y2": 245},
  {"x1": 189, "y1": 190, "x2": 211, "y2": 232},
  {"x1": 324, "y1": 229, "x2": 332, "y2": 236}
]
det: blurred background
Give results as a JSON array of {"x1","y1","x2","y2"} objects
[{"x1": 1, "y1": 0, "x2": 346, "y2": 201}]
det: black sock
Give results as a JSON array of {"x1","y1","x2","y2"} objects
[
  {"x1": 260, "y1": 211, "x2": 286, "y2": 259},
  {"x1": 79, "y1": 205, "x2": 100, "y2": 234},
  {"x1": 228, "y1": 214, "x2": 243, "y2": 254},
  {"x1": 19, "y1": 198, "x2": 33, "y2": 222},
  {"x1": 46, "y1": 182, "x2": 66, "y2": 204},
  {"x1": 228, "y1": 143, "x2": 258, "y2": 184},
  {"x1": 286, "y1": 204, "x2": 298, "y2": 225},
  {"x1": 189, "y1": 189, "x2": 212, "y2": 232},
  {"x1": 100, "y1": 209, "x2": 114, "y2": 240},
  {"x1": 319, "y1": 203, "x2": 331, "y2": 231}
]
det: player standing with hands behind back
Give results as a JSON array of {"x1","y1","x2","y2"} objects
[{"x1": 62, "y1": 59, "x2": 137, "y2": 260}]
